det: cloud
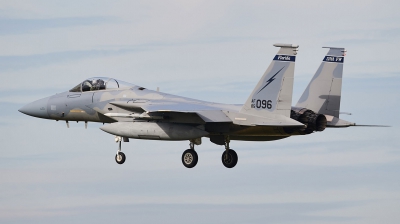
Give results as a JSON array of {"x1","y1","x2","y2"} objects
[
  {"x1": 1, "y1": 1, "x2": 400, "y2": 223},
  {"x1": 0, "y1": 17, "x2": 118, "y2": 35},
  {"x1": 0, "y1": 202, "x2": 360, "y2": 224},
  {"x1": 0, "y1": 36, "x2": 269, "y2": 72},
  {"x1": 0, "y1": 48, "x2": 140, "y2": 72}
]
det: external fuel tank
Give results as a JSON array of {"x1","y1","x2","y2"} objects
[{"x1": 100, "y1": 122, "x2": 208, "y2": 140}]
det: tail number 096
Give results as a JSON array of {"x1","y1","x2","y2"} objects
[{"x1": 251, "y1": 99, "x2": 272, "y2": 109}]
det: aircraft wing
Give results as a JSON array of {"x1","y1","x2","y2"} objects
[
  {"x1": 87, "y1": 99, "x2": 231, "y2": 124},
  {"x1": 109, "y1": 100, "x2": 221, "y2": 113},
  {"x1": 87, "y1": 99, "x2": 304, "y2": 127}
]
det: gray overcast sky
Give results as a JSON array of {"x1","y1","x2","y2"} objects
[{"x1": 0, "y1": 1, "x2": 399, "y2": 223}]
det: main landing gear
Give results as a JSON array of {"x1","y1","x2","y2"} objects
[
  {"x1": 115, "y1": 136, "x2": 126, "y2": 164},
  {"x1": 112, "y1": 136, "x2": 238, "y2": 168},
  {"x1": 221, "y1": 137, "x2": 238, "y2": 168},
  {"x1": 181, "y1": 141, "x2": 198, "y2": 168},
  {"x1": 181, "y1": 136, "x2": 238, "y2": 168}
]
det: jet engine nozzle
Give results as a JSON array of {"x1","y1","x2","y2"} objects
[
  {"x1": 315, "y1": 114, "x2": 327, "y2": 132},
  {"x1": 290, "y1": 107, "x2": 327, "y2": 134}
]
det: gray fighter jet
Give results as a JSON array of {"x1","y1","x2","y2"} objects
[{"x1": 18, "y1": 44, "x2": 370, "y2": 168}]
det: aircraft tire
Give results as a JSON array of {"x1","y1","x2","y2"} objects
[
  {"x1": 182, "y1": 149, "x2": 198, "y2": 168},
  {"x1": 115, "y1": 152, "x2": 126, "y2": 164},
  {"x1": 222, "y1": 149, "x2": 238, "y2": 168}
]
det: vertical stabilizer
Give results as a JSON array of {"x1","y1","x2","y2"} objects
[
  {"x1": 296, "y1": 47, "x2": 346, "y2": 117},
  {"x1": 240, "y1": 43, "x2": 299, "y2": 118}
]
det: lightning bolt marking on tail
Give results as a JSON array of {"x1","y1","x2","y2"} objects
[{"x1": 256, "y1": 66, "x2": 285, "y2": 94}]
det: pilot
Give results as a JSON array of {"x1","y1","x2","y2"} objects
[
  {"x1": 91, "y1": 79, "x2": 97, "y2": 91},
  {"x1": 82, "y1": 80, "x2": 92, "y2": 92},
  {"x1": 98, "y1": 79, "x2": 106, "y2": 90},
  {"x1": 91, "y1": 79, "x2": 106, "y2": 91}
]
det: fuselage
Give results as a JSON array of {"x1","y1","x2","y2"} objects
[{"x1": 19, "y1": 78, "x2": 298, "y2": 142}]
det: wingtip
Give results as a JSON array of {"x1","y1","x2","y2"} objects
[
  {"x1": 322, "y1": 46, "x2": 346, "y2": 49},
  {"x1": 273, "y1": 43, "x2": 299, "y2": 48}
]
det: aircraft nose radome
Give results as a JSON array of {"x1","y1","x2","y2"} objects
[{"x1": 18, "y1": 97, "x2": 50, "y2": 119}]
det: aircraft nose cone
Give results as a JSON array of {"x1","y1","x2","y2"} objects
[{"x1": 19, "y1": 97, "x2": 50, "y2": 119}]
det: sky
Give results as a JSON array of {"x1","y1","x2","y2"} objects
[{"x1": 0, "y1": 1, "x2": 399, "y2": 223}]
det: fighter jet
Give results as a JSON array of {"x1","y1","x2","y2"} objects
[{"x1": 18, "y1": 44, "x2": 376, "y2": 168}]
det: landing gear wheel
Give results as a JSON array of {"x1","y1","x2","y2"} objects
[
  {"x1": 182, "y1": 149, "x2": 198, "y2": 168},
  {"x1": 115, "y1": 152, "x2": 126, "y2": 164},
  {"x1": 222, "y1": 149, "x2": 238, "y2": 168}
]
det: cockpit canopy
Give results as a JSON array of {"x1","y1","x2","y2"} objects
[{"x1": 69, "y1": 77, "x2": 134, "y2": 92}]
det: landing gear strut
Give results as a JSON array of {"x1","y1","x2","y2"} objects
[
  {"x1": 182, "y1": 140, "x2": 199, "y2": 168},
  {"x1": 222, "y1": 136, "x2": 238, "y2": 168},
  {"x1": 115, "y1": 136, "x2": 126, "y2": 164}
]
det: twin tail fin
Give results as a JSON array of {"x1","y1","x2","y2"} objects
[
  {"x1": 240, "y1": 43, "x2": 299, "y2": 118},
  {"x1": 296, "y1": 47, "x2": 346, "y2": 117}
]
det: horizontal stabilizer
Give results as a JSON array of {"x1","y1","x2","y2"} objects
[
  {"x1": 352, "y1": 124, "x2": 391, "y2": 127},
  {"x1": 326, "y1": 116, "x2": 390, "y2": 128},
  {"x1": 223, "y1": 110, "x2": 305, "y2": 127}
]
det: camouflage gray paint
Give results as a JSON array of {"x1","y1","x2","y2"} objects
[{"x1": 296, "y1": 47, "x2": 346, "y2": 118}]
